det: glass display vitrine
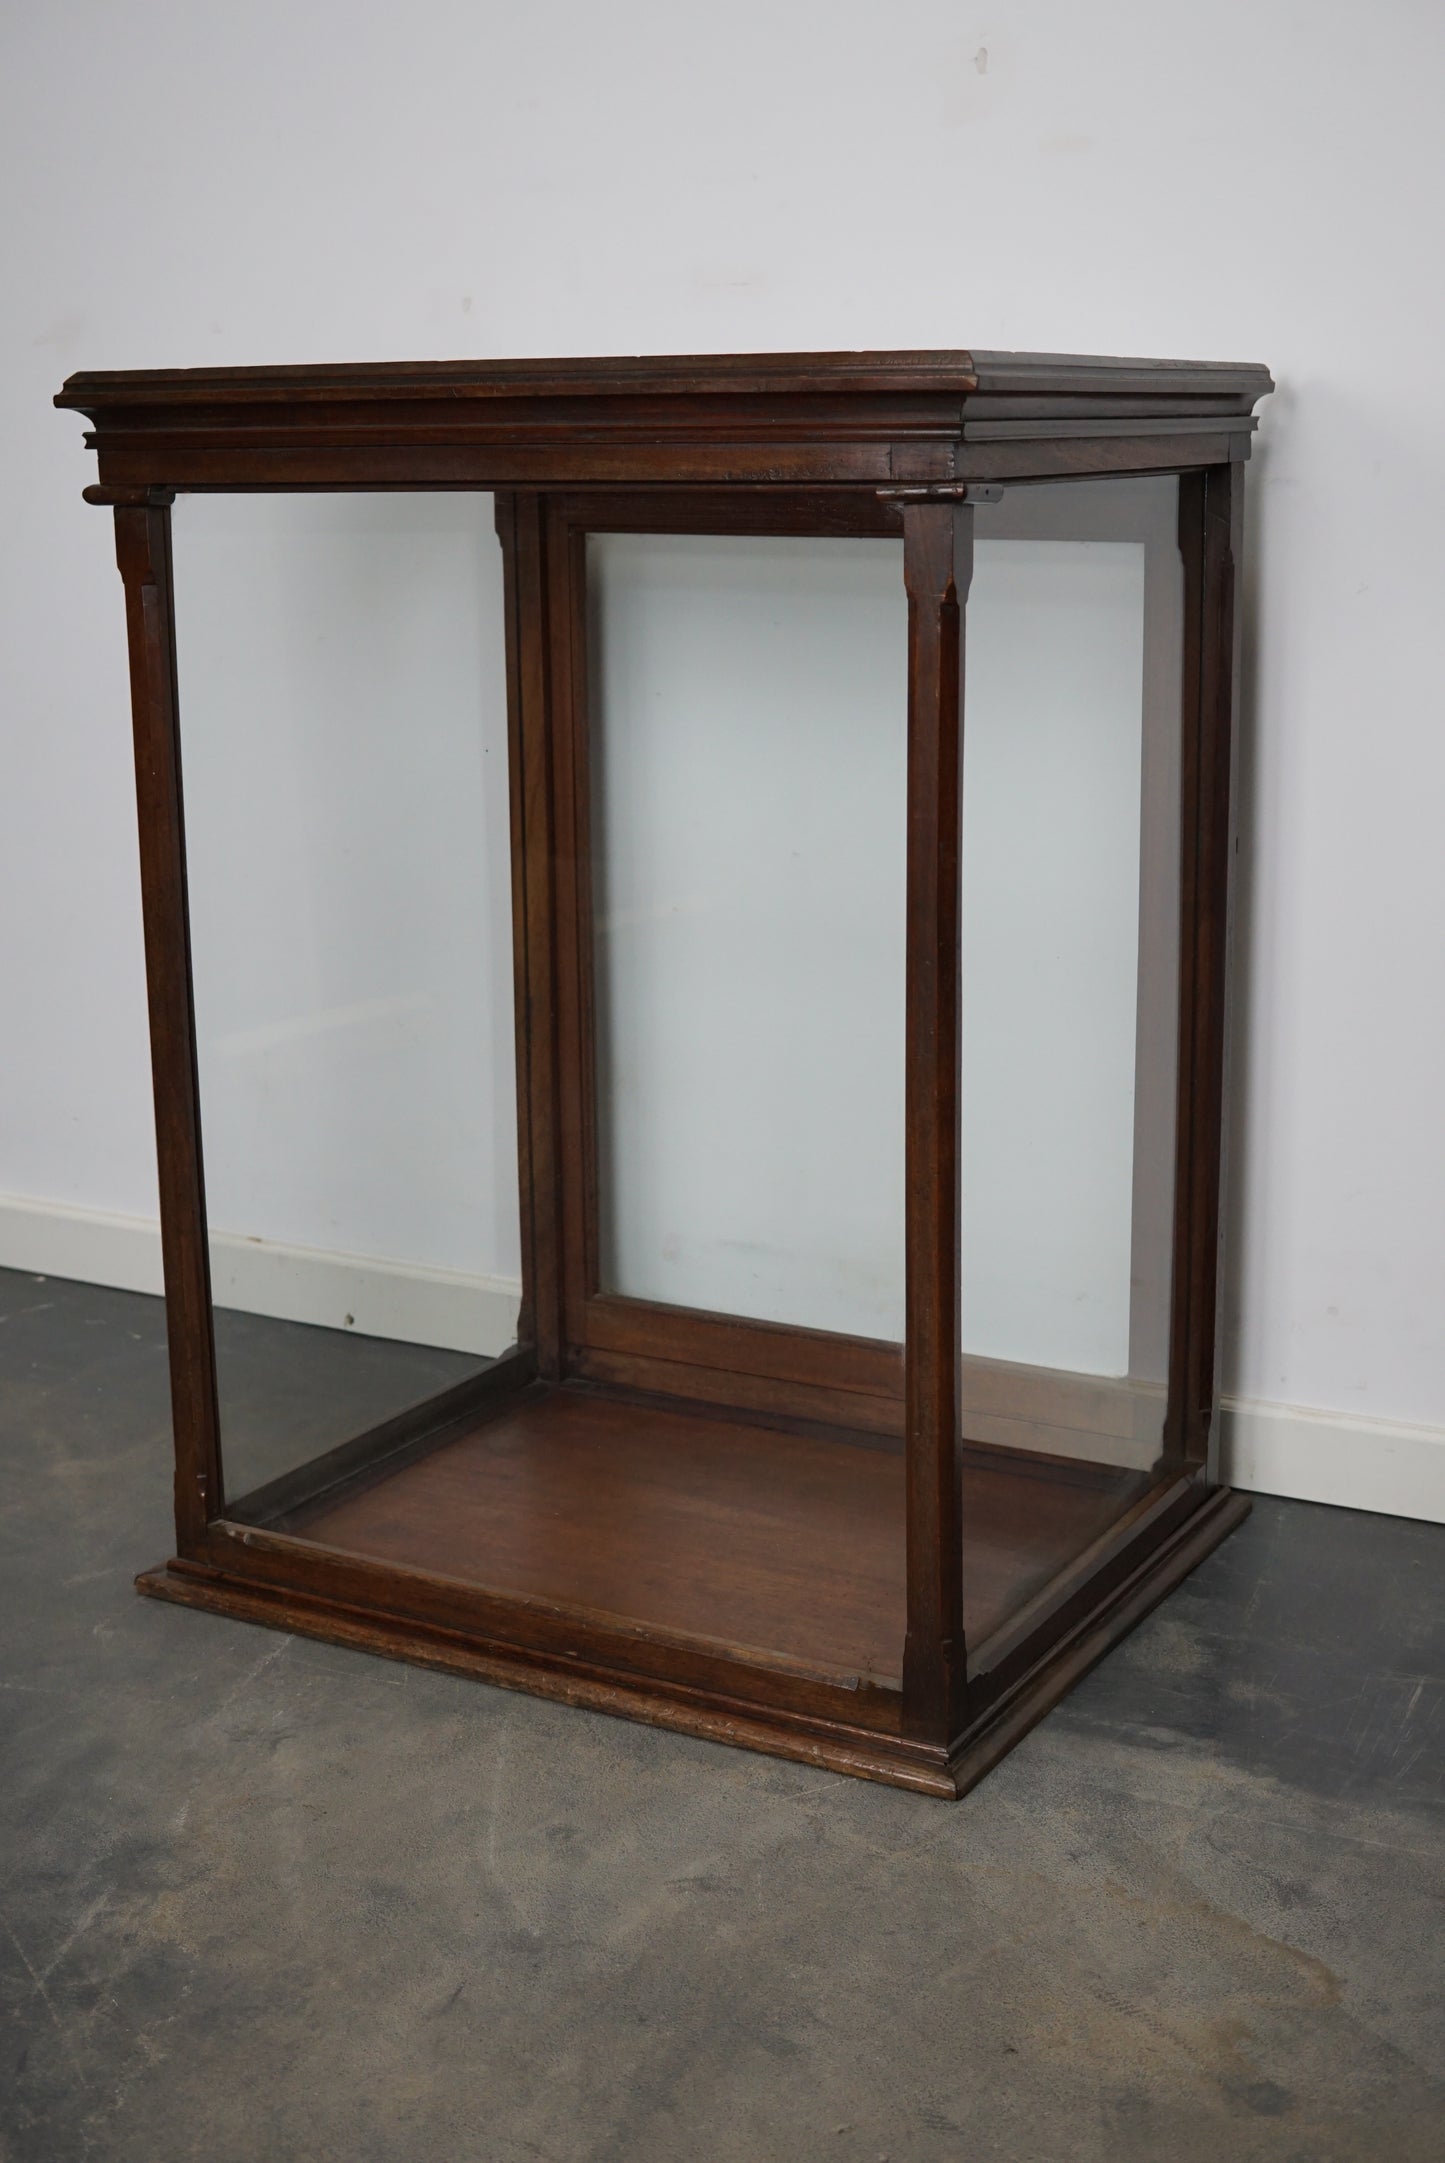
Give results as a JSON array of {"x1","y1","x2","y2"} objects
[{"x1": 56, "y1": 350, "x2": 1273, "y2": 1795}]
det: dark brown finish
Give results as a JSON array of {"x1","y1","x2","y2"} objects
[
  {"x1": 569, "y1": 1342, "x2": 905, "y2": 1437},
  {"x1": 1164, "y1": 464, "x2": 1244, "y2": 1474},
  {"x1": 272, "y1": 1384, "x2": 1152, "y2": 1677},
  {"x1": 494, "y1": 489, "x2": 565, "y2": 1377},
  {"x1": 285, "y1": 1386, "x2": 906, "y2": 1682},
  {"x1": 112, "y1": 500, "x2": 224, "y2": 1549},
  {"x1": 56, "y1": 351, "x2": 1271, "y2": 494},
  {"x1": 545, "y1": 497, "x2": 596, "y2": 1354},
  {"x1": 136, "y1": 1481, "x2": 1249, "y2": 1797},
  {"x1": 900, "y1": 501, "x2": 970, "y2": 1745},
  {"x1": 59, "y1": 349, "x2": 1272, "y2": 1795}
]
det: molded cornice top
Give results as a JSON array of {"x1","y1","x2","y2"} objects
[
  {"x1": 57, "y1": 348, "x2": 1273, "y2": 410},
  {"x1": 54, "y1": 349, "x2": 1274, "y2": 495}
]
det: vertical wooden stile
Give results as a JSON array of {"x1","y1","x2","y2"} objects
[
  {"x1": 112, "y1": 498, "x2": 224, "y2": 1548},
  {"x1": 1185, "y1": 464, "x2": 1243, "y2": 1475},
  {"x1": 544, "y1": 507, "x2": 599, "y2": 1351},
  {"x1": 900, "y1": 499, "x2": 972, "y2": 1747},
  {"x1": 495, "y1": 490, "x2": 566, "y2": 1378},
  {"x1": 1166, "y1": 465, "x2": 1242, "y2": 1478}
]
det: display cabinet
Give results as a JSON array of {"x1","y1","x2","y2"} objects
[{"x1": 56, "y1": 350, "x2": 1273, "y2": 1795}]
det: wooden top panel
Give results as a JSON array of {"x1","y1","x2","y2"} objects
[
  {"x1": 56, "y1": 348, "x2": 1272, "y2": 409},
  {"x1": 54, "y1": 349, "x2": 1273, "y2": 492}
]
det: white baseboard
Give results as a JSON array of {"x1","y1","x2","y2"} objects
[
  {"x1": 1219, "y1": 1395, "x2": 1445, "y2": 1524},
  {"x1": 0, "y1": 1192, "x2": 520, "y2": 1358},
  {"x1": 3, "y1": 1191, "x2": 1442, "y2": 1522}
]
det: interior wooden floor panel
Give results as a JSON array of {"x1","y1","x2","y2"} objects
[{"x1": 275, "y1": 1382, "x2": 1155, "y2": 1684}]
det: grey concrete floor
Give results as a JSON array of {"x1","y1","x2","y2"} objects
[{"x1": 1, "y1": 1265, "x2": 1442, "y2": 2163}]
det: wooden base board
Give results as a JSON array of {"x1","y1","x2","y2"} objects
[
  {"x1": 252, "y1": 1379, "x2": 1155, "y2": 1685},
  {"x1": 135, "y1": 1486, "x2": 1250, "y2": 1798}
]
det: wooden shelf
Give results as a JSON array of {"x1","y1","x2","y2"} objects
[{"x1": 259, "y1": 1382, "x2": 1155, "y2": 1688}]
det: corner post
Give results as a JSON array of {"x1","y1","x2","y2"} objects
[
  {"x1": 494, "y1": 489, "x2": 565, "y2": 1379},
  {"x1": 900, "y1": 499, "x2": 972, "y2": 1748},
  {"x1": 112, "y1": 496, "x2": 224, "y2": 1547},
  {"x1": 1168, "y1": 463, "x2": 1244, "y2": 1480}
]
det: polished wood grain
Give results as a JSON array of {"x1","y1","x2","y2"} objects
[
  {"x1": 1184, "y1": 464, "x2": 1244, "y2": 1477},
  {"x1": 495, "y1": 488, "x2": 565, "y2": 1378},
  {"x1": 113, "y1": 500, "x2": 223, "y2": 1549},
  {"x1": 582, "y1": 1296, "x2": 903, "y2": 1404},
  {"x1": 1165, "y1": 464, "x2": 1243, "y2": 1476},
  {"x1": 268, "y1": 1383, "x2": 1153, "y2": 1687},
  {"x1": 900, "y1": 500, "x2": 970, "y2": 1743},
  {"x1": 56, "y1": 349, "x2": 1269, "y2": 400},
  {"x1": 74, "y1": 435, "x2": 1249, "y2": 494},
  {"x1": 57, "y1": 350, "x2": 1273, "y2": 495},
  {"x1": 138, "y1": 1485, "x2": 1249, "y2": 1797}
]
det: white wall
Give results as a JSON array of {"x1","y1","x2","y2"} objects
[{"x1": 3, "y1": 0, "x2": 1444, "y2": 1517}]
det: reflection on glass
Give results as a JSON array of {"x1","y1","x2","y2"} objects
[
  {"x1": 959, "y1": 475, "x2": 1183, "y2": 1641},
  {"x1": 171, "y1": 493, "x2": 519, "y2": 1506},
  {"x1": 589, "y1": 531, "x2": 907, "y2": 1341}
]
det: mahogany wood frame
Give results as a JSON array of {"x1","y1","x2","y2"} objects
[{"x1": 57, "y1": 351, "x2": 1272, "y2": 1796}]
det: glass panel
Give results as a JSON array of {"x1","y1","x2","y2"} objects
[
  {"x1": 171, "y1": 494, "x2": 519, "y2": 1508},
  {"x1": 589, "y1": 531, "x2": 907, "y2": 1341},
  {"x1": 959, "y1": 475, "x2": 1183, "y2": 1643}
]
